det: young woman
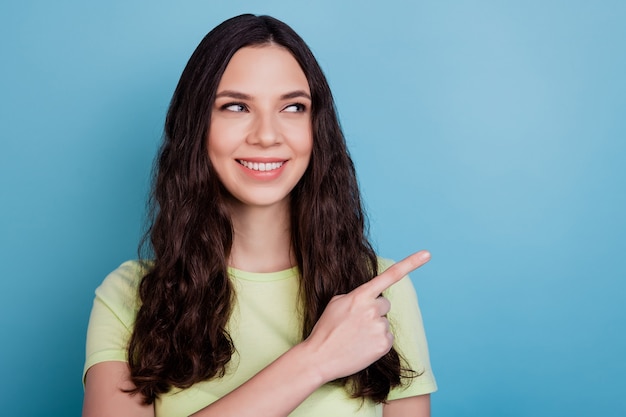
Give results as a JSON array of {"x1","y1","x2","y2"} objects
[{"x1": 82, "y1": 14, "x2": 436, "y2": 417}]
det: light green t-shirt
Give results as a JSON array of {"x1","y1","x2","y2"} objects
[{"x1": 83, "y1": 259, "x2": 437, "y2": 416}]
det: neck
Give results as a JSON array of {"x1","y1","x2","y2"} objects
[{"x1": 227, "y1": 199, "x2": 294, "y2": 273}]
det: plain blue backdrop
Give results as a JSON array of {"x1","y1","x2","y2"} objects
[{"x1": 1, "y1": 1, "x2": 624, "y2": 416}]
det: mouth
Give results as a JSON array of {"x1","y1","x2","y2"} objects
[{"x1": 237, "y1": 159, "x2": 286, "y2": 172}]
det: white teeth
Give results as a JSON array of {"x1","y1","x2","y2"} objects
[{"x1": 238, "y1": 160, "x2": 284, "y2": 171}]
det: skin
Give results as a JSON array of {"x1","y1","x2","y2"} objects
[
  {"x1": 207, "y1": 44, "x2": 313, "y2": 272},
  {"x1": 82, "y1": 45, "x2": 432, "y2": 417},
  {"x1": 208, "y1": 45, "x2": 313, "y2": 210}
]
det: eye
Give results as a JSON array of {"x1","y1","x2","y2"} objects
[
  {"x1": 282, "y1": 103, "x2": 306, "y2": 113},
  {"x1": 221, "y1": 103, "x2": 248, "y2": 112}
]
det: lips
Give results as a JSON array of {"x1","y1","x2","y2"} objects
[{"x1": 237, "y1": 159, "x2": 286, "y2": 172}]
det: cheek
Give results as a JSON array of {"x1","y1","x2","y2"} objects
[
  {"x1": 283, "y1": 121, "x2": 313, "y2": 155},
  {"x1": 301, "y1": 130, "x2": 314, "y2": 159},
  {"x1": 207, "y1": 121, "x2": 239, "y2": 158}
]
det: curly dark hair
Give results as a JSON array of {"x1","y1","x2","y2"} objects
[{"x1": 127, "y1": 13, "x2": 413, "y2": 405}]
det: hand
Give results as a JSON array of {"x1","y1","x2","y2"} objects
[{"x1": 302, "y1": 250, "x2": 431, "y2": 383}]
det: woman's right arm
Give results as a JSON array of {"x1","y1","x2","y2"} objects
[
  {"x1": 83, "y1": 251, "x2": 430, "y2": 417},
  {"x1": 82, "y1": 342, "x2": 321, "y2": 417},
  {"x1": 83, "y1": 362, "x2": 154, "y2": 417}
]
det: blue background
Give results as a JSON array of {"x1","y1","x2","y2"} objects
[{"x1": 1, "y1": 1, "x2": 624, "y2": 415}]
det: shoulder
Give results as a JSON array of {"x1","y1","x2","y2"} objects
[
  {"x1": 377, "y1": 257, "x2": 438, "y2": 398},
  {"x1": 376, "y1": 256, "x2": 394, "y2": 272},
  {"x1": 377, "y1": 257, "x2": 417, "y2": 301},
  {"x1": 94, "y1": 260, "x2": 149, "y2": 326},
  {"x1": 83, "y1": 261, "x2": 149, "y2": 382}
]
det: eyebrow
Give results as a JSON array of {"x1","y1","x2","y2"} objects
[
  {"x1": 280, "y1": 90, "x2": 311, "y2": 100},
  {"x1": 215, "y1": 90, "x2": 311, "y2": 101}
]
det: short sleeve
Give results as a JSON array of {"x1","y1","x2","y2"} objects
[
  {"x1": 379, "y1": 258, "x2": 438, "y2": 400},
  {"x1": 82, "y1": 261, "x2": 145, "y2": 383}
]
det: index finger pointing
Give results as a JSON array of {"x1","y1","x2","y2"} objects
[{"x1": 360, "y1": 250, "x2": 431, "y2": 297}]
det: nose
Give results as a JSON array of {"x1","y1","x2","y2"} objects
[{"x1": 248, "y1": 112, "x2": 281, "y2": 147}]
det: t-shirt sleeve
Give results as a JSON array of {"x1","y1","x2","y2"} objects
[
  {"x1": 380, "y1": 258, "x2": 438, "y2": 400},
  {"x1": 82, "y1": 261, "x2": 144, "y2": 384}
]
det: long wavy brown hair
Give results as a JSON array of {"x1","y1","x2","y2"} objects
[{"x1": 128, "y1": 14, "x2": 414, "y2": 405}]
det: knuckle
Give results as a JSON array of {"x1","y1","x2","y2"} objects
[
  {"x1": 375, "y1": 334, "x2": 393, "y2": 355},
  {"x1": 375, "y1": 318, "x2": 389, "y2": 333},
  {"x1": 365, "y1": 304, "x2": 378, "y2": 319}
]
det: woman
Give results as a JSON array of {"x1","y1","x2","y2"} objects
[{"x1": 83, "y1": 14, "x2": 436, "y2": 417}]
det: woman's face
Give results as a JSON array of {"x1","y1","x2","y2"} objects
[{"x1": 208, "y1": 44, "x2": 313, "y2": 209}]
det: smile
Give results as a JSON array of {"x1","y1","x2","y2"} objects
[{"x1": 237, "y1": 160, "x2": 285, "y2": 172}]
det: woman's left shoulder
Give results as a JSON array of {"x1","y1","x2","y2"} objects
[
  {"x1": 376, "y1": 256, "x2": 417, "y2": 296},
  {"x1": 376, "y1": 256, "x2": 394, "y2": 272}
]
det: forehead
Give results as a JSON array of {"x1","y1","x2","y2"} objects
[{"x1": 217, "y1": 44, "x2": 310, "y2": 95}]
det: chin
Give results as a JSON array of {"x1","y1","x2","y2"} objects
[{"x1": 227, "y1": 191, "x2": 292, "y2": 209}]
